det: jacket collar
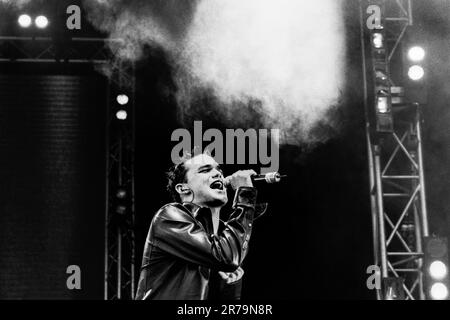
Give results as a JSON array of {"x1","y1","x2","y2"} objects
[
  {"x1": 181, "y1": 202, "x2": 216, "y2": 234},
  {"x1": 181, "y1": 202, "x2": 227, "y2": 234},
  {"x1": 181, "y1": 202, "x2": 203, "y2": 218}
]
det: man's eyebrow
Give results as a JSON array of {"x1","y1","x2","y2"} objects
[
  {"x1": 198, "y1": 164, "x2": 213, "y2": 171},
  {"x1": 197, "y1": 164, "x2": 222, "y2": 172}
]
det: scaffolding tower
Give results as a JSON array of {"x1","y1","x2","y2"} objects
[
  {"x1": 104, "y1": 60, "x2": 136, "y2": 300},
  {"x1": 0, "y1": 36, "x2": 137, "y2": 300},
  {"x1": 360, "y1": 0, "x2": 429, "y2": 300}
]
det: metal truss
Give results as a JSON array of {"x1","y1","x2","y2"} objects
[
  {"x1": 372, "y1": 105, "x2": 428, "y2": 300},
  {"x1": 104, "y1": 61, "x2": 136, "y2": 300},
  {"x1": 0, "y1": 35, "x2": 137, "y2": 299},
  {"x1": 0, "y1": 36, "x2": 118, "y2": 63},
  {"x1": 360, "y1": 0, "x2": 429, "y2": 300}
]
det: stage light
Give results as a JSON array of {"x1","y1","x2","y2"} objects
[
  {"x1": 407, "y1": 46, "x2": 425, "y2": 62},
  {"x1": 375, "y1": 70, "x2": 388, "y2": 81},
  {"x1": 390, "y1": 86, "x2": 405, "y2": 105},
  {"x1": 430, "y1": 282, "x2": 449, "y2": 300},
  {"x1": 430, "y1": 260, "x2": 448, "y2": 280},
  {"x1": 374, "y1": 88, "x2": 393, "y2": 132},
  {"x1": 115, "y1": 205, "x2": 127, "y2": 215},
  {"x1": 424, "y1": 236, "x2": 450, "y2": 300},
  {"x1": 116, "y1": 94, "x2": 129, "y2": 106},
  {"x1": 18, "y1": 14, "x2": 32, "y2": 28},
  {"x1": 116, "y1": 110, "x2": 127, "y2": 120},
  {"x1": 376, "y1": 96, "x2": 389, "y2": 113},
  {"x1": 372, "y1": 32, "x2": 384, "y2": 49},
  {"x1": 116, "y1": 189, "x2": 127, "y2": 199},
  {"x1": 403, "y1": 39, "x2": 427, "y2": 103},
  {"x1": 35, "y1": 15, "x2": 49, "y2": 29},
  {"x1": 407, "y1": 65, "x2": 424, "y2": 81}
]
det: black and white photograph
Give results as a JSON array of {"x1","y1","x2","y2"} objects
[{"x1": 1, "y1": 0, "x2": 450, "y2": 308}]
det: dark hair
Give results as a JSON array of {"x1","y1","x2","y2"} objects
[
  {"x1": 166, "y1": 148, "x2": 211, "y2": 202},
  {"x1": 166, "y1": 161, "x2": 188, "y2": 203}
]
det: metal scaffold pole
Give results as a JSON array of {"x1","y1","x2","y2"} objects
[
  {"x1": 359, "y1": 0, "x2": 382, "y2": 300},
  {"x1": 104, "y1": 60, "x2": 136, "y2": 300}
]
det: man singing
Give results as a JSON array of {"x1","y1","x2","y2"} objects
[{"x1": 135, "y1": 152, "x2": 263, "y2": 300}]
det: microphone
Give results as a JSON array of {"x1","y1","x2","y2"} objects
[
  {"x1": 251, "y1": 172, "x2": 286, "y2": 184},
  {"x1": 224, "y1": 172, "x2": 286, "y2": 187}
]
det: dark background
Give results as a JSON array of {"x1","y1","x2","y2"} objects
[
  {"x1": 1, "y1": 0, "x2": 450, "y2": 299},
  {"x1": 0, "y1": 64, "x2": 106, "y2": 299}
]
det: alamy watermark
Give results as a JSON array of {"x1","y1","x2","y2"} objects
[
  {"x1": 171, "y1": 121, "x2": 279, "y2": 174},
  {"x1": 66, "y1": 265, "x2": 81, "y2": 290},
  {"x1": 366, "y1": 264, "x2": 381, "y2": 290}
]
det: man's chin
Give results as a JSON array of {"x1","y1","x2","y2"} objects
[
  {"x1": 205, "y1": 195, "x2": 228, "y2": 208},
  {"x1": 208, "y1": 201, "x2": 226, "y2": 208}
]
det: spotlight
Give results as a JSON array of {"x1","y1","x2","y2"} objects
[
  {"x1": 372, "y1": 32, "x2": 384, "y2": 49},
  {"x1": 375, "y1": 70, "x2": 388, "y2": 81},
  {"x1": 116, "y1": 94, "x2": 129, "y2": 105},
  {"x1": 116, "y1": 110, "x2": 127, "y2": 120},
  {"x1": 116, "y1": 189, "x2": 127, "y2": 200},
  {"x1": 374, "y1": 88, "x2": 393, "y2": 132},
  {"x1": 430, "y1": 260, "x2": 448, "y2": 280},
  {"x1": 390, "y1": 86, "x2": 405, "y2": 106},
  {"x1": 376, "y1": 95, "x2": 389, "y2": 113},
  {"x1": 407, "y1": 46, "x2": 425, "y2": 62},
  {"x1": 407, "y1": 65, "x2": 424, "y2": 81},
  {"x1": 403, "y1": 39, "x2": 427, "y2": 103},
  {"x1": 35, "y1": 15, "x2": 49, "y2": 29},
  {"x1": 424, "y1": 236, "x2": 450, "y2": 300},
  {"x1": 115, "y1": 205, "x2": 127, "y2": 215},
  {"x1": 18, "y1": 14, "x2": 32, "y2": 28},
  {"x1": 430, "y1": 282, "x2": 449, "y2": 300}
]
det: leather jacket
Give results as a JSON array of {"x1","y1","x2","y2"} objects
[{"x1": 135, "y1": 187, "x2": 258, "y2": 300}]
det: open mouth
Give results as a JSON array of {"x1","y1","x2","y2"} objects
[{"x1": 210, "y1": 180, "x2": 224, "y2": 191}]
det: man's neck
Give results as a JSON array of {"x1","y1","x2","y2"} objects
[{"x1": 209, "y1": 207, "x2": 221, "y2": 235}]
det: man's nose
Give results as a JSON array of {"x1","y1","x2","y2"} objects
[{"x1": 211, "y1": 169, "x2": 223, "y2": 179}]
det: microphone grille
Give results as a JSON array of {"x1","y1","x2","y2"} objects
[{"x1": 265, "y1": 172, "x2": 280, "y2": 183}]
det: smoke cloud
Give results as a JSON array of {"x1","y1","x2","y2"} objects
[
  {"x1": 82, "y1": 0, "x2": 345, "y2": 144},
  {"x1": 179, "y1": 0, "x2": 346, "y2": 144},
  {"x1": 82, "y1": 0, "x2": 197, "y2": 60},
  {"x1": 0, "y1": 0, "x2": 33, "y2": 9}
]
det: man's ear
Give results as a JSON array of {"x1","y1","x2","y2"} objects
[{"x1": 175, "y1": 183, "x2": 190, "y2": 195}]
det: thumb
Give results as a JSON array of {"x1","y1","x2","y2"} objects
[
  {"x1": 218, "y1": 271, "x2": 229, "y2": 280},
  {"x1": 224, "y1": 176, "x2": 231, "y2": 187}
]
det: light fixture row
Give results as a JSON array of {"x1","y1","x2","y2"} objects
[{"x1": 18, "y1": 14, "x2": 49, "y2": 29}]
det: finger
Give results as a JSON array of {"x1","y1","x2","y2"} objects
[
  {"x1": 233, "y1": 270, "x2": 240, "y2": 282},
  {"x1": 240, "y1": 170, "x2": 254, "y2": 177},
  {"x1": 218, "y1": 271, "x2": 228, "y2": 280},
  {"x1": 237, "y1": 267, "x2": 244, "y2": 279},
  {"x1": 228, "y1": 272, "x2": 237, "y2": 284},
  {"x1": 235, "y1": 269, "x2": 242, "y2": 281}
]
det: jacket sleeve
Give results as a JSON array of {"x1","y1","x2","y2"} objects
[
  {"x1": 218, "y1": 278, "x2": 243, "y2": 300},
  {"x1": 152, "y1": 187, "x2": 257, "y2": 272}
]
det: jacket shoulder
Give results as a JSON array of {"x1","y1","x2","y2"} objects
[{"x1": 153, "y1": 203, "x2": 193, "y2": 222}]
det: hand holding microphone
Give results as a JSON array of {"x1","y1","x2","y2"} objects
[{"x1": 223, "y1": 170, "x2": 256, "y2": 190}]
